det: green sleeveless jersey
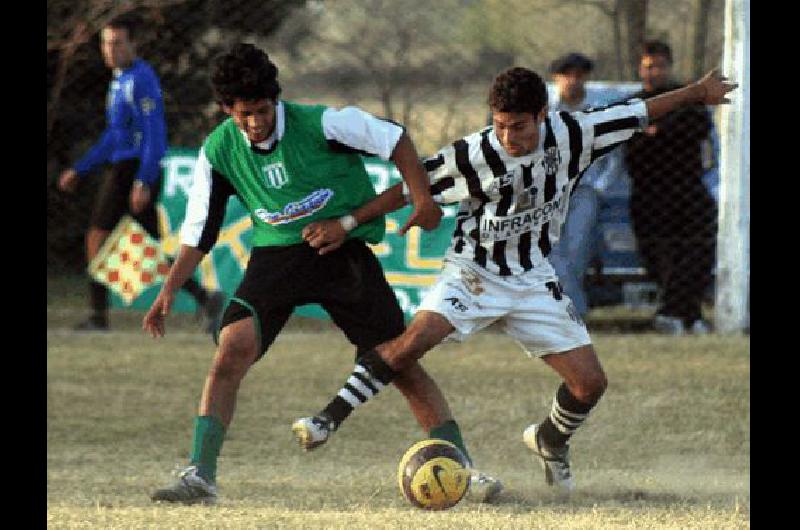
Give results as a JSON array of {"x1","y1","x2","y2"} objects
[{"x1": 202, "y1": 101, "x2": 385, "y2": 247}]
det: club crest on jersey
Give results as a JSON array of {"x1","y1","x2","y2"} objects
[
  {"x1": 262, "y1": 162, "x2": 289, "y2": 189},
  {"x1": 541, "y1": 147, "x2": 561, "y2": 175},
  {"x1": 255, "y1": 188, "x2": 334, "y2": 225},
  {"x1": 140, "y1": 97, "x2": 156, "y2": 115}
]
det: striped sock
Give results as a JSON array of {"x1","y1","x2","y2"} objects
[
  {"x1": 321, "y1": 349, "x2": 397, "y2": 429},
  {"x1": 538, "y1": 383, "x2": 595, "y2": 448}
]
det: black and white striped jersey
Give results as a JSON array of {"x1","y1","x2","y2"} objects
[{"x1": 409, "y1": 99, "x2": 648, "y2": 277}]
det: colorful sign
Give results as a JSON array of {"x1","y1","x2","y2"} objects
[{"x1": 90, "y1": 215, "x2": 172, "y2": 304}]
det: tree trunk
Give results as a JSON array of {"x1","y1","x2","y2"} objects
[
  {"x1": 380, "y1": 85, "x2": 394, "y2": 121},
  {"x1": 612, "y1": 0, "x2": 624, "y2": 80},
  {"x1": 621, "y1": 0, "x2": 648, "y2": 79},
  {"x1": 692, "y1": 0, "x2": 713, "y2": 78},
  {"x1": 401, "y1": 84, "x2": 412, "y2": 132},
  {"x1": 47, "y1": 48, "x2": 76, "y2": 143}
]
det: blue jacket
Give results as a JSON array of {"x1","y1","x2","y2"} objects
[{"x1": 74, "y1": 58, "x2": 167, "y2": 186}]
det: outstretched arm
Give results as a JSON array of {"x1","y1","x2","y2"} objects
[
  {"x1": 575, "y1": 69, "x2": 737, "y2": 171},
  {"x1": 645, "y1": 69, "x2": 737, "y2": 120}
]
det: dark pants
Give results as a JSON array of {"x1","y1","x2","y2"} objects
[{"x1": 631, "y1": 193, "x2": 717, "y2": 325}]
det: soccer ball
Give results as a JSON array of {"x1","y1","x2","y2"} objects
[{"x1": 397, "y1": 438, "x2": 471, "y2": 510}]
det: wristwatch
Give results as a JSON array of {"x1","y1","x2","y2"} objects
[{"x1": 339, "y1": 214, "x2": 358, "y2": 232}]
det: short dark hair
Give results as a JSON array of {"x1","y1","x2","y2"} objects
[
  {"x1": 105, "y1": 14, "x2": 140, "y2": 41},
  {"x1": 549, "y1": 52, "x2": 594, "y2": 75},
  {"x1": 211, "y1": 43, "x2": 282, "y2": 107},
  {"x1": 488, "y1": 67, "x2": 548, "y2": 116},
  {"x1": 641, "y1": 40, "x2": 673, "y2": 64}
]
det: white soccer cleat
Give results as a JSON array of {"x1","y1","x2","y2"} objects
[
  {"x1": 150, "y1": 465, "x2": 218, "y2": 505},
  {"x1": 523, "y1": 423, "x2": 575, "y2": 493},
  {"x1": 653, "y1": 314, "x2": 686, "y2": 335},
  {"x1": 466, "y1": 469, "x2": 504, "y2": 503},
  {"x1": 291, "y1": 415, "x2": 335, "y2": 451},
  {"x1": 689, "y1": 318, "x2": 712, "y2": 335}
]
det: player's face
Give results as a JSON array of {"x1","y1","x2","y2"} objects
[
  {"x1": 639, "y1": 54, "x2": 672, "y2": 91},
  {"x1": 100, "y1": 27, "x2": 136, "y2": 69},
  {"x1": 492, "y1": 109, "x2": 546, "y2": 157},
  {"x1": 553, "y1": 68, "x2": 588, "y2": 102},
  {"x1": 225, "y1": 99, "x2": 276, "y2": 144}
]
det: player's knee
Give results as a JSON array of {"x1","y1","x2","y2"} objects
[
  {"x1": 211, "y1": 335, "x2": 257, "y2": 382},
  {"x1": 398, "y1": 327, "x2": 434, "y2": 361},
  {"x1": 382, "y1": 332, "x2": 427, "y2": 372},
  {"x1": 572, "y1": 372, "x2": 608, "y2": 405}
]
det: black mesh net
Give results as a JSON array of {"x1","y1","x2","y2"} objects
[{"x1": 47, "y1": 0, "x2": 728, "y2": 327}]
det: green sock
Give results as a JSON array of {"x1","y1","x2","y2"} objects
[
  {"x1": 189, "y1": 415, "x2": 226, "y2": 483},
  {"x1": 429, "y1": 420, "x2": 472, "y2": 466}
]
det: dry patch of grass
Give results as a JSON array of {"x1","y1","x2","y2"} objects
[{"x1": 47, "y1": 290, "x2": 749, "y2": 528}]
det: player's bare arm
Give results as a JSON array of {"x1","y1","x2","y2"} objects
[
  {"x1": 390, "y1": 133, "x2": 442, "y2": 235},
  {"x1": 143, "y1": 244, "x2": 205, "y2": 337},
  {"x1": 129, "y1": 181, "x2": 151, "y2": 214},
  {"x1": 303, "y1": 183, "x2": 407, "y2": 255},
  {"x1": 645, "y1": 69, "x2": 737, "y2": 120},
  {"x1": 58, "y1": 168, "x2": 79, "y2": 193}
]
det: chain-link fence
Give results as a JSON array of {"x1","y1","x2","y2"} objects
[{"x1": 47, "y1": 0, "x2": 734, "y2": 330}]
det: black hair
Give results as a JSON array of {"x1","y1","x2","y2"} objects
[
  {"x1": 488, "y1": 67, "x2": 548, "y2": 116},
  {"x1": 549, "y1": 52, "x2": 594, "y2": 75},
  {"x1": 641, "y1": 40, "x2": 673, "y2": 64},
  {"x1": 105, "y1": 14, "x2": 140, "y2": 41},
  {"x1": 211, "y1": 43, "x2": 282, "y2": 107}
]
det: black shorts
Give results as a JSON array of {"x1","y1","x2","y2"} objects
[
  {"x1": 90, "y1": 158, "x2": 162, "y2": 239},
  {"x1": 219, "y1": 238, "x2": 405, "y2": 360}
]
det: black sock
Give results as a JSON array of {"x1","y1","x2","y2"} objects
[
  {"x1": 538, "y1": 383, "x2": 596, "y2": 448},
  {"x1": 183, "y1": 278, "x2": 208, "y2": 306},
  {"x1": 89, "y1": 280, "x2": 108, "y2": 320},
  {"x1": 321, "y1": 349, "x2": 397, "y2": 428}
]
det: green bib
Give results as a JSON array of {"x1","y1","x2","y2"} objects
[{"x1": 203, "y1": 101, "x2": 385, "y2": 247}]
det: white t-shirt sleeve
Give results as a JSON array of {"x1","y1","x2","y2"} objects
[
  {"x1": 321, "y1": 106, "x2": 404, "y2": 161},
  {"x1": 180, "y1": 147, "x2": 214, "y2": 249}
]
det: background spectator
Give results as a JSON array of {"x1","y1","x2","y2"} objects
[{"x1": 623, "y1": 40, "x2": 717, "y2": 335}]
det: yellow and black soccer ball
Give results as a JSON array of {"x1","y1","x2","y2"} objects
[{"x1": 397, "y1": 438, "x2": 471, "y2": 510}]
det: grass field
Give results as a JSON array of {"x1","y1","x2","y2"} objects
[{"x1": 47, "y1": 275, "x2": 749, "y2": 529}]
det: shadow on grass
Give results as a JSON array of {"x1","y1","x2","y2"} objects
[
  {"x1": 586, "y1": 318, "x2": 655, "y2": 334},
  {"x1": 488, "y1": 488, "x2": 704, "y2": 508}
]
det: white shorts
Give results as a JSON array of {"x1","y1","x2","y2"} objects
[{"x1": 418, "y1": 260, "x2": 592, "y2": 357}]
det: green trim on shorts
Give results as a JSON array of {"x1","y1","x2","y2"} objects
[
  {"x1": 211, "y1": 295, "x2": 231, "y2": 346},
  {"x1": 224, "y1": 297, "x2": 263, "y2": 357}
]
